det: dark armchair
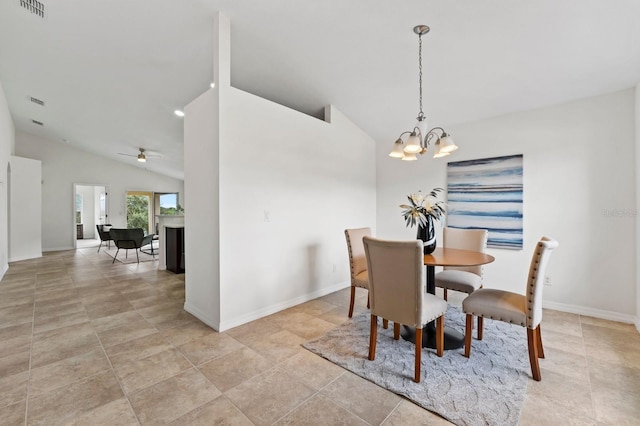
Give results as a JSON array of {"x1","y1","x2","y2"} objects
[
  {"x1": 96, "y1": 224, "x2": 113, "y2": 253},
  {"x1": 108, "y1": 228, "x2": 155, "y2": 263}
]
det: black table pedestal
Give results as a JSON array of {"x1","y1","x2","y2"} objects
[
  {"x1": 400, "y1": 263, "x2": 465, "y2": 350},
  {"x1": 400, "y1": 323, "x2": 465, "y2": 350}
]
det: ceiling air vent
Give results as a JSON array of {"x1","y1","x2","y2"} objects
[
  {"x1": 19, "y1": 0, "x2": 45, "y2": 18},
  {"x1": 32, "y1": 119, "x2": 43, "y2": 126},
  {"x1": 30, "y1": 97, "x2": 45, "y2": 106}
]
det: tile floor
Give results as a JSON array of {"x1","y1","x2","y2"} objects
[{"x1": 0, "y1": 248, "x2": 639, "y2": 425}]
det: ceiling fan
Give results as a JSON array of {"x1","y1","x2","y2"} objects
[{"x1": 117, "y1": 148, "x2": 161, "y2": 163}]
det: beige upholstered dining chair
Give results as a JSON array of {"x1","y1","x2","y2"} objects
[
  {"x1": 435, "y1": 227, "x2": 488, "y2": 337},
  {"x1": 363, "y1": 236, "x2": 447, "y2": 383},
  {"x1": 344, "y1": 228, "x2": 372, "y2": 318},
  {"x1": 462, "y1": 236, "x2": 558, "y2": 381}
]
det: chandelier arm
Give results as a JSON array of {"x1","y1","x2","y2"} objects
[
  {"x1": 397, "y1": 130, "x2": 415, "y2": 140},
  {"x1": 422, "y1": 127, "x2": 446, "y2": 147}
]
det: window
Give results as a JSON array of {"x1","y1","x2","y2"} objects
[
  {"x1": 126, "y1": 192, "x2": 151, "y2": 232},
  {"x1": 159, "y1": 193, "x2": 178, "y2": 215},
  {"x1": 126, "y1": 191, "x2": 180, "y2": 235}
]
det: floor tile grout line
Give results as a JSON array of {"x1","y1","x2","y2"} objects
[
  {"x1": 23, "y1": 271, "x2": 38, "y2": 426},
  {"x1": 314, "y1": 370, "x2": 376, "y2": 424},
  {"x1": 579, "y1": 314, "x2": 598, "y2": 422},
  {"x1": 92, "y1": 305, "x2": 144, "y2": 425},
  {"x1": 379, "y1": 398, "x2": 404, "y2": 425},
  {"x1": 102, "y1": 307, "x2": 214, "y2": 424}
]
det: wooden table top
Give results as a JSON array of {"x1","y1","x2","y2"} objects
[{"x1": 424, "y1": 247, "x2": 495, "y2": 267}]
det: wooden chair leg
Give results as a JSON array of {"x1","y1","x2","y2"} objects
[
  {"x1": 436, "y1": 316, "x2": 444, "y2": 357},
  {"x1": 348, "y1": 286, "x2": 356, "y2": 318},
  {"x1": 477, "y1": 316, "x2": 484, "y2": 340},
  {"x1": 414, "y1": 327, "x2": 422, "y2": 383},
  {"x1": 368, "y1": 315, "x2": 378, "y2": 361},
  {"x1": 527, "y1": 327, "x2": 542, "y2": 381},
  {"x1": 464, "y1": 314, "x2": 473, "y2": 357},
  {"x1": 383, "y1": 319, "x2": 388, "y2": 329},
  {"x1": 443, "y1": 288, "x2": 448, "y2": 301},
  {"x1": 536, "y1": 325, "x2": 545, "y2": 359},
  {"x1": 393, "y1": 322, "x2": 400, "y2": 340}
]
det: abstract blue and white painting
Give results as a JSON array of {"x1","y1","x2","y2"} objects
[{"x1": 446, "y1": 154, "x2": 523, "y2": 249}]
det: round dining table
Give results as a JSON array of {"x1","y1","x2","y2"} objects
[{"x1": 401, "y1": 247, "x2": 495, "y2": 350}]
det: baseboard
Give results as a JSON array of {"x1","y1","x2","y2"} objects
[
  {"x1": 543, "y1": 300, "x2": 637, "y2": 325},
  {"x1": 42, "y1": 246, "x2": 74, "y2": 252},
  {"x1": 217, "y1": 281, "x2": 350, "y2": 332},
  {"x1": 0, "y1": 262, "x2": 8, "y2": 281},
  {"x1": 9, "y1": 252, "x2": 43, "y2": 262},
  {"x1": 184, "y1": 302, "x2": 220, "y2": 331}
]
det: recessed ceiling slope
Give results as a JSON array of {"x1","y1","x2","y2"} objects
[{"x1": 0, "y1": 0, "x2": 639, "y2": 180}]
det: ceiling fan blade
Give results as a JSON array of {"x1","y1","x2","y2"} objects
[{"x1": 117, "y1": 153, "x2": 137, "y2": 157}]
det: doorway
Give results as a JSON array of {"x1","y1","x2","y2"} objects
[{"x1": 73, "y1": 184, "x2": 108, "y2": 249}]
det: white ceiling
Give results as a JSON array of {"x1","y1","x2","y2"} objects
[{"x1": 1, "y1": 0, "x2": 639, "y2": 180}]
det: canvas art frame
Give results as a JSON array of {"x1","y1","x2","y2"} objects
[{"x1": 446, "y1": 154, "x2": 523, "y2": 249}]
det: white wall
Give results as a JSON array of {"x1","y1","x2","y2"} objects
[
  {"x1": 184, "y1": 13, "x2": 377, "y2": 331},
  {"x1": 0, "y1": 81, "x2": 15, "y2": 278},
  {"x1": 184, "y1": 88, "x2": 220, "y2": 328},
  {"x1": 218, "y1": 95, "x2": 376, "y2": 330},
  {"x1": 377, "y1": 88, "x2": 636, "y2": 323},
  {"x1": 15, "y1": 131, "x2": 184, "y2": 251},
  {"x1": 636, "y1": 83, "x2": 640, "y2": 332},
  {"x1": 9, "y1": 156, "x2": 41, "y2": 261}
]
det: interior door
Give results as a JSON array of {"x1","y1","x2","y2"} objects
[{"x1": 97, "y1": 187, "x2": 108, "y2": 224}]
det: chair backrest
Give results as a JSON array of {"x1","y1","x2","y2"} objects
[
  {"x1": 443, "y1": 227, "x2": 488, "y2": 276},
  {"x1": 363, "y1": 236, "x2": 424, "y2": 327},
  {"x1": 345, "y1": 228, "x2": 372, "y2": 283},
  {"x1": 109, "y1": 228, "x2": 145, "y2": 249},
  {"x1": 526, "y1": 236, "x2": 559, "y2": 329},
  {"x1": 96, "y1": 224, "x2": 112, "y2": 240}
]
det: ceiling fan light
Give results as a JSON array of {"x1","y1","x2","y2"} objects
[
  {"x1": 403, "y1": 132, "x2": 422, "y2": 153},
  {"x1": 439, "y1": 134, "x2": 458, "y2": 153},
  {"x1": 137, "y1": 153, "x2": 147, "y2": 162},
  {"x1": 389, "y1": 139, "x2": 405, "y2": 158}
]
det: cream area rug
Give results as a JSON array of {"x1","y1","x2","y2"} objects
[
  {"x1": 303, "y1": 305, "x2": 529, "y2": 426},
  {"x1": 104, "y1": 243, "x2": 158, "y2": 264}
]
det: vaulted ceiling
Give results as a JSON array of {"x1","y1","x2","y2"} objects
[{"x1": 1, "y1": 0, "x2": 639, "y2": 180}]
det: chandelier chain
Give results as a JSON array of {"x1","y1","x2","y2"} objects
[{"x1": 418, "y1": 33, "x2": 423, "y2": 116}]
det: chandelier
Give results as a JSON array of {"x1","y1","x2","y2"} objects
[{"x1": 389, "y1": 25, "x2": 458, "y2": 161}]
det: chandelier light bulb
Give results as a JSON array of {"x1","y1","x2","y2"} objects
[
  {"x1": 389, "y1": 139, "x2": 405, "y2": 158},
  {"x1": 401, "y1": 152, "x2": 418, "y2": 161},
  {"x1": 403, "y1": 132, "x2": 422, "y2": 153}
]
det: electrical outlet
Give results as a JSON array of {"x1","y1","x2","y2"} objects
[{"x1": 544, "y1": 276, "x2": 551, "y2": 286}]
